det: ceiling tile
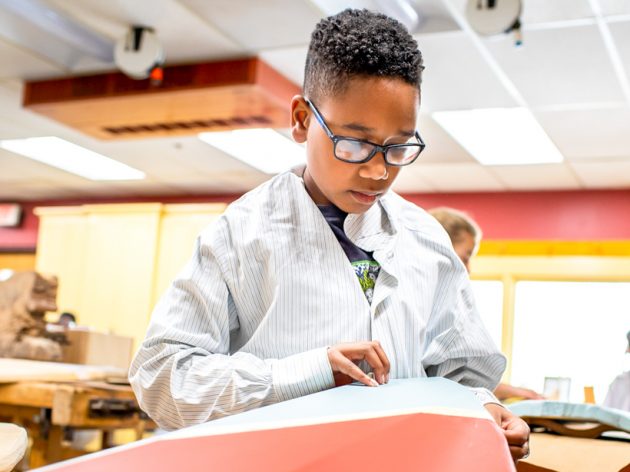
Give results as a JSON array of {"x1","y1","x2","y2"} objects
[
  {"x1": 110, "y1": 136, "x2": 267, "y2": 173},
  {"x1": 599, "y1": 0, "x2": 630, "y2": 16},
  {"x1": 409, "y1": 0, "x2": 460, "y2": 34},
  {"x1": 570, "y1": 160, "x2": 630, "y2": 188},
  {"x1": 417, "y1": 114, "x2": 477, "y2": 163},
  {"x1": 198, "y1": 172, "x2": 271, "y2": 193},
  {"x1": 412, "y1": 163, "x2": 506, "y2": 192},
  {"x1": 415, "y1": 31, "x2": 517, "y2": 111},
  {"x1": 93, "y1": 180, "x2": 185, "y2": 197},
  {"x1": 46, "y1": 0, "x2": 243, "y2": 66},
  {"x1": 179, "y1": 0, "x2": 322, "y2": 50},
  {"x1": 0, "y1": 37, "x2": 65, "y2": 80},
  {"x1": 608, "y1": 21, "x2": 630, "y2": 82},
  {"x1": 0, "y1": 2, "x2": 114, "y2": 75},
  {"x1": 0, "y1": 182, "x2": 91, "y2": 200},
  {"x1": 535, "y1": 107, "x2": 630, "y2": 159},
  {"x1": 489, "y1": 163, "x2": 581, "y2": 190},
  {"x1": 484, "y1": 25, "x2": 625, "y2": 107},
  {"x1": 0, "y1": 148, "x2": 92, "y2": 184},
  {"x1": 259, "y1": 47, "x2": 307, "y2": 88},
  {"x1": 521, "y1": 0, "x2": 594, "y2": 24},
  {"x1": 391, "y1": 164, "x2": 436, "y2": 193}
]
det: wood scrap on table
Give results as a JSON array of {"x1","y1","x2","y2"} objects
[
  {"x1": 0, "y1": 358, "x2": 127, "y2": 383},
  {"x1": 0, "y1": 271, "x2": 64, "y2": 361}
]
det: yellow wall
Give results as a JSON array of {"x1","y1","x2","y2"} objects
[
  {"x1": 0, "y1": 253, "x2": 36, "y2": 271},
  {"x1": 35, "y1": 203, "x2": 226, "y2": 352}
]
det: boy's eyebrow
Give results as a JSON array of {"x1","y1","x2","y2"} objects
[{"x1": 339, "y1": 122, "x2": 416, "y2": 137}]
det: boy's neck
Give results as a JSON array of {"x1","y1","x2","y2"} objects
[{"x1": 302, "y1": 167, "x2": 331, "y2": 206}]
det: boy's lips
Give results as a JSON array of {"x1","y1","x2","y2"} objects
[{"x1": 349, "y1": 190, "x2": 383, "y2": 204}]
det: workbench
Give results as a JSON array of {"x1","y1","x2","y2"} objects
[
  {"x1": 0, "y1": 380, "x2": 152, "y2": 469},
  {"x1": 0, "y1": 359, "x2": 151, "y2": 469}
]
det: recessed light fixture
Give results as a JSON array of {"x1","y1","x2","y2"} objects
[
  {"x1": 198, "y1": 129, "x2": 306, "y2": 174},
  {"x1": 432, "y1": 108, "x2": 564, "y2": 165},
  {"x1": 0, "y1": 136, "x2": 145, "y2": 180}
]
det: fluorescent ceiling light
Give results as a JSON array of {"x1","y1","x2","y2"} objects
[
  {"x1": 432, "y1": 108, "x2": 564, "y2": 166},
  {"x1": 199, "y1": 129, "x2": 306, "y2": 174},
  {"x1": 0, "y1": 137, "x2": 145, "y2": 180}
]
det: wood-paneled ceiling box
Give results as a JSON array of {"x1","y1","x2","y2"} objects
[{"x1": 23, "y1": 58, "x2": 300, "y2": 140}]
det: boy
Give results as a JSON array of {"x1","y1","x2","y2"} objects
[{"x1": 130, "y1": 9, "x2": 529, "y2": 461}]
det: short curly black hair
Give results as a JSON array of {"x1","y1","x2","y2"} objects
[{"x1": 304, "y1": 9, "x2": 424, "y2": 102}]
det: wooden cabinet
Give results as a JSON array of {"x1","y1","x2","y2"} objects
[
  {"x1": 152, "y1": 204, "x2": 225, "y2": 308},
  {"x1": 35, "y1": 203, "x2": 226, "y2": 351}
]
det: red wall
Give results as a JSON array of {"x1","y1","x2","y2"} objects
[
  {"x1": 404, "y1": 190, "x2": 630, "y2": 241},
  {"x1": 2, "y1": 189, "x2": 630, "y2": 252}
]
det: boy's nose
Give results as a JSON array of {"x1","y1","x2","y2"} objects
[{"x1": 359, "y1": 153, "x2": 389, "y2": 180}]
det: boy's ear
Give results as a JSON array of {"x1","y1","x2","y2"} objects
[{"x1": 290, "y1": 95, "x2": 309, "y2": 143}]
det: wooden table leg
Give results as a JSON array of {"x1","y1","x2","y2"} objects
[
  {"x1": 102, "y1": 430, "x2": 113, "y2": 449},
  {"x1": 45, "y1": 425, "x2": 65, "y2": 464},
  {"x1": 28, "y1": 426, "x2": 47, "y2": 469}
]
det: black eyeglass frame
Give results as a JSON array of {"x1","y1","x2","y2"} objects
[{"x1": 305, "y1": 98, "x2": 426, "y2": 167}]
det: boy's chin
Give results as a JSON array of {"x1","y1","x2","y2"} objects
[{"x1": 334, "y1": 194, "x2": 380, "y2": 214}]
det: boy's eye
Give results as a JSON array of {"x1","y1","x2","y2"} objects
[
  {"x1": 336, "y1": 139, "x2": 371, "y2": 160},
  {"x1": 388, "y1": 147, "x2": 407, "y2": 159}
]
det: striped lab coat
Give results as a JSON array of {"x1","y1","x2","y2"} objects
[{"x1": 129, "y1": 171, "x2": 506, "y2": 430}]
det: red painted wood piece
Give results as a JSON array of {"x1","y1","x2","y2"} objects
[{"x1": 43, "y1": 411, "x2": 514, "y2": 472}]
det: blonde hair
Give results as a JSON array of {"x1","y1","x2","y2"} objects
[{"x1": 428, "y1": 207, "x2": 482, "y2": 249}]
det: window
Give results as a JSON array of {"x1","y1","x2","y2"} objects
[
  {"x1": 511, "y1": 281, "x2": 630, "y2": 403},
  {"x1": 470, "y1": 280, "x2": 504, "y2": 351}
]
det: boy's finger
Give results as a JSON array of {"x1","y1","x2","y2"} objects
[
  {"x1": 509, "y1": 442, "x2": 529, "y2": 461},
  {"x1": 363, "y1": 348, "x2": 386, "y2": 384},
  {"x1": 502, "y1": 421, "x2": 530, "y2": 445},
  {"x1": 371, "y1": 341, "x2": 391, "y2": 375},
  {"x1": 338, "y1": 356, "x2": 378, "y2": 387}
]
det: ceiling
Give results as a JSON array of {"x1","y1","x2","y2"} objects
[{"x1": 1, "y1": 0, "x2": 630, "y2": 201}]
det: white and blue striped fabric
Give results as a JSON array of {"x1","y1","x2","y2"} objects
[{"x1": 129, "y1": 171, "x2": 506, "y2": 430}]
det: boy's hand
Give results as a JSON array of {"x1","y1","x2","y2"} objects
[
  {"x1": 327, "y1": 341, "x2": 390, "y2": 387},
  {"x1": 484, "y1": 403, "x2": 530, "y2": 462}
]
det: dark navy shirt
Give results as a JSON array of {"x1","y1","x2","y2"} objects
[{"x1": 318, "y1": 205, "x2": 381, "y2": 304}]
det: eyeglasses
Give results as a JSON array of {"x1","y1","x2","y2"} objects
[{"x1": 305, "y1": 98, "x2": 426, "y2": 166}]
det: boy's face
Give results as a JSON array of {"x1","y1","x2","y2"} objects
[
  {"x1": 291, "y1": 76, "x2": 420, "y2": 214},
  {"x1": 453, "y1": 231, "x2": 476, "y2": 274}
]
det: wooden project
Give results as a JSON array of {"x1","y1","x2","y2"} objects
[{"x1": 0, "y1": 271, "x2": 63, "y2": 361}]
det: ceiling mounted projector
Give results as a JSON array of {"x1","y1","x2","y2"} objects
[
  {"x1": 466, "y1": 0, "x2": 522, "y2": 44},
  {"x1": 114, "y1": 26, "x2": 165, "y2": 80}
]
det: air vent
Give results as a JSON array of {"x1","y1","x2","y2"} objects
[
  {"x1": 23, "y1": 58, "x2": 299, "y2": 140},
  {"x1": 102, "y1": 115, "x2": 273, "y2": 137}
]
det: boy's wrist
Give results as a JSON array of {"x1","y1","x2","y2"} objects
[
  {"x1": 469, "y1": 386, "x2": 502, "y2": 406},
  {"x1": 271, "y1": 347, "x2": 335, "y2": 402}
]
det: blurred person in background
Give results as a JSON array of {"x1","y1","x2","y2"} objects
[
  {"x1": 603, "y1": 330, "x2": 630, "y2": 411},
  {"x1": 57, "y1": 312, "x2": 76, "y2": 328},
  {"x1": 429, "y1": 207, "x2": 544, "y2": 402}
]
